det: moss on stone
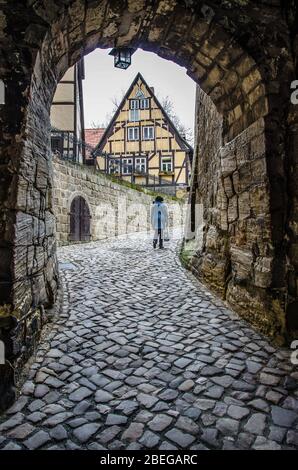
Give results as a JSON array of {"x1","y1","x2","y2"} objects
[
  {"x1": 180, "y1": 240, "x2": 196, "y2": 267},
  {"x1": 104, "y1": 172, "x2": 181, "y2": 202},
  {"x1": 0, "y1": 304, "x2": 12, "y2": 318}
]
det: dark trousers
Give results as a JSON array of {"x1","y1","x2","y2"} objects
[{"x1": 153, "y1": 228, "x2": 163, "y2": 248}]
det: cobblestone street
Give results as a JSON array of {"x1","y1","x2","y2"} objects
[{"x1": 0, "y1": 232, "x2": 297, "y2": 450}]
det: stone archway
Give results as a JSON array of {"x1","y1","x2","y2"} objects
[{"x1": 0, "y1": 1, "x2": 297, "y2": 408}]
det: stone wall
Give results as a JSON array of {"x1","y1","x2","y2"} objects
[
  {"x1": 0, "y1": 0, "x2": 297, "y2": 410},
  {"x1": 52, "y1": 157, "x2": 178, "y2": 244},
  {"x1": 186, "y1": 87, "x2": 285, "y2": 343}
]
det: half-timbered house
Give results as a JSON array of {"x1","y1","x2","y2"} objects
[
  {"x1": 50, "y1": 59, "x2": 86, "y2": 163},
  {"x1": 93, "y1": 73, "x2": 193, "y2": 195}
]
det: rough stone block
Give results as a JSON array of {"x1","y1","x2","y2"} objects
[
  {"x1": 238, "y1": 191, "x2": 250, "y2": 220},
  {"x1": 223, "y1": 176, "x2": 234, "y2": 198},
  {"x1": 230, "y1": 246, "x2": 253, "y2": 280},
  {"x1": 220, "y1": 147, "x2": 237, "y2": 177},
  {"x1": 228, "y1": 195, "x2": 238, "y2": 223},
  {"x1": 242, "y1": 69, "x2": 262, "y2": 95},
  {"x1": 254, "y1": 256, "x2": 272, "y2": 288}
]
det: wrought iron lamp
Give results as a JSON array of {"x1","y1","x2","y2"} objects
[{"x1": 109, "y1": 47, "x2": 135, "y2": 69}]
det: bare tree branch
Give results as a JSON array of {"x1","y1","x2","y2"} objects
[{"x1": 160, "y1": 95, "x2": 194, "y2": 146}]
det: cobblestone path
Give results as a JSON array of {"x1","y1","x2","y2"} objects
[{"x1": 0, "y1": 232, "x2": 298, "y2": 450}]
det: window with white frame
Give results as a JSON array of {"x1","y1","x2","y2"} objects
[
  {"x1": 129, "y1": 109, "x2": 140, "y2": 122},
  {"x1": 130, "y1": 100, "x2": 139, "y2": 109},
  {"x1": 135, "y1": 157, "x2": 147, "y2": 174},
  {"x1": 122, "y1": 157, "x2": 133, "y2": 174},
  {"x1": 161, "y1": 156, "x2": 173, "y2": 172},
  {"x1": 127, "y1": 127, "x2": 139, "y2": 141},
  {"x1": 143, "y1": 126, "x2": 154, "y2": 140},
  {"x1": 140, "y1": 98, "x2": 149, "y2": 109},
  {"x1": 109, "y1": 158, "x2": 120, "y2": 174}
]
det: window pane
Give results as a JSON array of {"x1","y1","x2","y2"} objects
[
  {"x1": 109, "y1": 158, "x2": 120, "y2": 173},
  {"x1": 140, "y1": 99, "x2": 149, "y2": 109},
  {"x1": 161, "y1": 156, "x2": 173, "y2": 172},
  {"x1": 131, "y1": 109, "x2": 140, "y2": 121},
  {"x1": 135, "y1": 156, "x2": 146, "y2": 173},
  {"x1": 123, "y1": 158, "x2": 132, "y2": 174},
  {"x1": 130, "y1": 100, "x2": 139, "y2": 109},
  {"x1": 143, "y1": 126, "x2": 154, "y2": 140}
]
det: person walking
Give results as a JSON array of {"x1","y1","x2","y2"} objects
[{"x1": 151, "y1": 196, "x2": 168, "y2": 249}]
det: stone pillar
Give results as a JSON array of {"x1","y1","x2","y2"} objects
[
  {"x1": 186, "y1": 84, "x2": 292, "y2": 344},
  {"x1": 0, "y1": 54, "x2": 59, "y2": 410},
  {"x1": 0, "y1": 68, "x2": 31, "y2": 410},
  {"x1": 285, "y1": 100, "x2": 298, "y2": 338}
]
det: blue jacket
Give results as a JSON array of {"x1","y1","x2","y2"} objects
[{"x1": 151, "y1": 202, "x2": 168, "y2": 230}]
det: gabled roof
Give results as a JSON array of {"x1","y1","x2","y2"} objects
[
  {"x1": 85, "y1": 128, "x2": 106, "y2": 159},
  {"x1": 92, "y1": 72, "x2": 193, "y2": 157}
]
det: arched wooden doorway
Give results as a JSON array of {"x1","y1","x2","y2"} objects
[{"x1": 69, "y1": 196, "x2": 91, "y2": 242}]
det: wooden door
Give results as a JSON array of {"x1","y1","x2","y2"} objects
[{"x1": 69, "y1": 196, "x2": 91, "y2": 242}]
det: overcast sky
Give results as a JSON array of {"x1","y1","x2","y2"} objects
[{"x1": 83, "y1": 48, "x2": 196, "y2": 132}]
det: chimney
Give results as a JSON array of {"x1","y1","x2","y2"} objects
[{"x1": 150, "y1": 86, "x2": 155, "y2": 95}]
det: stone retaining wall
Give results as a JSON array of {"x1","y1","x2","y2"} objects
[{"x1": 53, "y1": 158, "x2": 171, "y2": 245}]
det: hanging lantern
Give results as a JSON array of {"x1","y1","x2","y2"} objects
[{"x1": 109, "y1": 47, "x2": 135, "y2": 70}]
